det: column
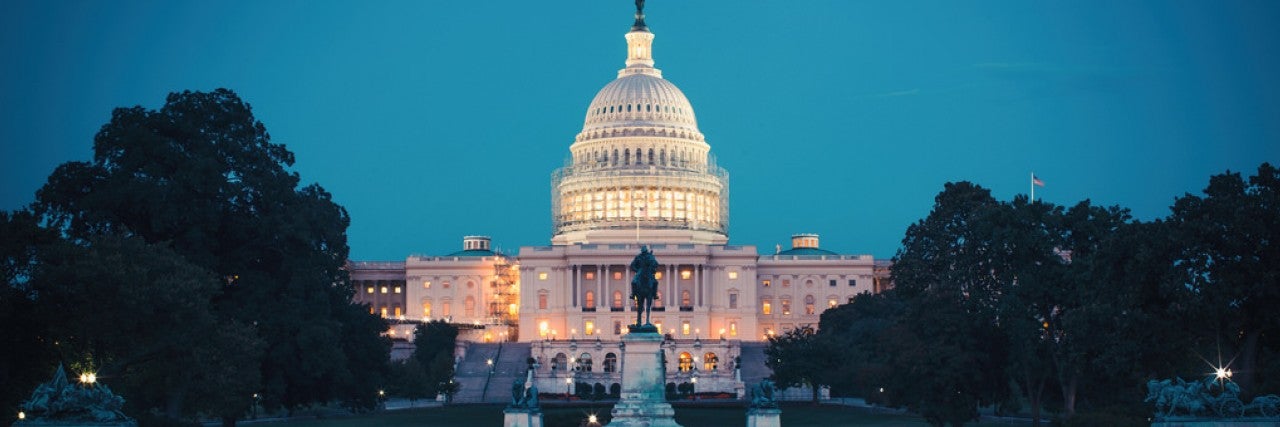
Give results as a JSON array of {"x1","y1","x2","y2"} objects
[
  {"x1": 572, "y1": 265, "x2": 578, "y2": 307},
  {"x1": 697, "y1": 265, "x2": 704, "y2": 307},
  {"x1": 597, "y1": 265, "x2": 604, "y2": 310}
]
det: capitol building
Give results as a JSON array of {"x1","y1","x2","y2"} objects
[{"x1": 350, "y1": 4, "x2": 888, "y2": 399}]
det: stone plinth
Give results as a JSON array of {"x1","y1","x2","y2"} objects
[
  {"x1": 502, "y1": 408, "x2": 543, "y2": 427},
  {"x1": 1151, "y1": 421, "x2": 1280, "y2": 427},
  {"x1": 606, "y1": 331, "x2": 683, "y2": 427},
  {"x1": 746, "y1": 408, "x2": 781, "y2": 427}
]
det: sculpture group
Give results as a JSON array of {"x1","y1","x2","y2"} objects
[
  {"x1": 20, "y1": 365, "x2": 136, "y2": 426},
  {"x1": 1146, "y1": 377, "x2": 1280, "y2": 419}
]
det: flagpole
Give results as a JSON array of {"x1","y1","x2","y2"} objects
[{"x1": 1030, "y1": 172, "x2": 1035, "y2": 202}]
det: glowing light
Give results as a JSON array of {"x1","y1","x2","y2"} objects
[
  {"x1": 79, "y1": 372, "x2": 96, "y2": 384},
  {"x1": 18, "y1": 411, "x2": 26, "y2": 420},
  {"x1": 1216, "y1": 367, "x2": 1233, "y2": 380},
  {"x1": 589, "y1": 414, "x2": 598, "y2": 423},
  {"x1": 566, "y1": 377, "x2": 573, "y2": 384},
  {"x1": 487, "y1": 359, "x2": 493, "y2": 365}
]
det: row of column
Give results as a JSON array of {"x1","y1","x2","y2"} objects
[{"x1": 570, "y1": 263, "x2": 706, "y2": 310}]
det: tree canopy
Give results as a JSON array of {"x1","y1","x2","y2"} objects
[{"x1": 2, "y1": 89, "x2": 389, "y2": 426}]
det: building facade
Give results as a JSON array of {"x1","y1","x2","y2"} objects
[{"x1": 347, "y1": 5, "x2": 887, "y2": 394}]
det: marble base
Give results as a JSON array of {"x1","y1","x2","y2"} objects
[
  {"x1": 502, "y1": 408, "x2": 543, "y2": 427},
  {"x1": 605, "y1": 331, "x2": 683, "y2": 427},
  {"x1": 1151, "y1": 421, "x2": 1280, "y2": 427},
  {"x1": 746, "y1": 408, "x2": 781, "y2": 427}
]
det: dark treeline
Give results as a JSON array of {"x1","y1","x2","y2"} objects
[
  {"x1": 0, "y1": 90, "x2": 392, "y2": 427},
  {"x1": 768, "y1": 163, "x2": 1279, "y2": 427}
]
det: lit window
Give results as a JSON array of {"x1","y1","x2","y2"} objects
[
  {"x1": 703, "y1": 352, "x2": 718, "y2": 371},
  {"x1": 380, "y1": 286, "x2": 388, "y2": 294},
  {"x1": 682, "y1": 321, "x2": 690, "y2": 335},
  {"x1": 585, "y1": 291, "x2": 595, "y2": 308},
  {"x1": 762, "y1": 300, "x2": 772, "y2": 315},
  {"x1": 782, "y1": 299, "x2": 792, "y2": 315},
  {"x1": 678, "y1": 352, "x2": 693, "y2": 372},
  {"x1": 585, "y1": 272, "x2": 595, "y2": 280},
  {"x1": 828, "y1": 298, "x2": 838, "y2": 308},
  {"x1": 681, "y1": 291, "x2": 691, "y2": 307},
  {"x1": 728, "y1": 271, "x2": 738, "y2": 279},
  {"x1": 680, "y1": 270, "x2": 692, "y2": 280},
  {"x1": 805, "y1": 295, "x2": 816, "y2": 315},
  {"x1": 366, "y1": 286, "x2": 374, "y2": 294},
  {"x1": 423, "y1": 301, "x2": 432, "y2": 317},
  {"x1": 539, "y1": 272, "x2": 548, "y2": 280},
  {"x1": 613, "y1": 271, "x2": 623, "y2": 280},
  {"x1": 762, "y1": 280, "x2": 771, "y2": 288},
  {"x1": 394, "y1": 286, "x2": 401, "y2": 294},
  {"x1": 442, "y1": 302, "x2": 451, "y2": 317},
  {"x1": 380, "y1": 306, "x2": 388, "y2": 318},
  {"x1": 730, "y1": 322, "x2": 737, "y2": 336},
  {"x1": 585, "y1": 321, "x2": 595, "y2": 336},
  {"x1": 539, "y1": 320, "x2": 550, "y2": 337},
  {"x1": 394, "y1": 306, "x2": 402, "y2": 317},
  {"x1": 538, "y1": 293, "x2": 548, "y2": 310},
  {"x1": 423, "y1": 281, "x2": 431, "y2": 289},
  {"x1": 612, "y1": 291, "x2": 624, "y2": 309},
  {"x1": 655, "y1": 271, "x2": 663, "y2": 280}
]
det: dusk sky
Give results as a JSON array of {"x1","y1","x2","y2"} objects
[{"x1": 2, "y1": 1, "x2": 1277, "y2": 261}]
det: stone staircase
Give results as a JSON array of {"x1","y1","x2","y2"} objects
[{"x1": 450, "y1": 342, "x2": 531, "y2": 403}]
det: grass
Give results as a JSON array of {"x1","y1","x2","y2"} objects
[{"x1": 271, "y1": 403, "x2": 1023, "y2": 427}]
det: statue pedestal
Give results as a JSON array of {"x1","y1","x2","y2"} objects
[
  {"x1": 502, "y1": 408, "x2": 543, "y2": 427},
  {"x1": 746, "y1": 408, "x2": 781, "y2": 427},
  {"x1": 606, "y1": 331, "x2": 683, "y2": 427}
]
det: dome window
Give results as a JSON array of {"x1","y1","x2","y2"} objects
[
  {"x1": 609, "y1": 106, "x2": 614, "y2": 113},
  {"x1": 646, "y1": 104, "x2": 651, "y2": 112},
  {"x1": 626, "y1": 104, "x2": 632, "y2": 112}
]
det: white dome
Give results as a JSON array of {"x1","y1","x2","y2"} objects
[{"x1": 581, "y1": 73, "x2": 699, "y2": 134}]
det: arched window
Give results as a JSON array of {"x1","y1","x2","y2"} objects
[
  {"x1": 805, "y1": 295, "x2": 816, "y2": 315},
  {"x1": 781, "y1": 297, "x2": 792, "y2": 315},
  {"x1": 624, "y1": 148, "x2": 630, "y2": 165},
  {"x1": 678, "y1": 352, "x2": 693, "y2": 372},
  {"x1": 585, "y1": 291, "x2": 595, "y2": 308},
  {"x1": 465, "y1": 296, "x2": 476, "y2": 316},
  {"x1": 553, "y1": 353, "x2": 567, "y2": 371},
  {"x1": 422, "y1": 300, "x2": 432, "y2": 317},
  {"x1": 604, "y1": 353, "x2": 618, "y2": 373},
  {"x1": 612, "y1": 291, "x2": 624, "y2": 309},
  {"x1": 703, "y1": 352, "x2": 718, "y2": 371},
  {"x1": 648, "y1": 148, "x2": 655, "y2": 165},
  {"x1": 626, "y1": 104, "x2": 632, "y2": 112},
  {"x1": 578, "y1": 352, "x2": 593, "y2": 372}
]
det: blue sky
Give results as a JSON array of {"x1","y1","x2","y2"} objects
[{"x1": 2, "y1": 1, "x2": 1277, "y2": 260}]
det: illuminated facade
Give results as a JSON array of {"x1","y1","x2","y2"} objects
[{"x1": 348, "y1": 5, "x2": 888, "y2": 396}]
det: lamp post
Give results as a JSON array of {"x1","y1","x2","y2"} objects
[
  {"x1": 251, "y1": 393, "x2": 260, "y2": 419},
  {"x1": 691, "y1": 376, "x2": 697, "y2": 401},
  {"x1": 565, "y1": 377, "x2": 573, "y2": 400}
]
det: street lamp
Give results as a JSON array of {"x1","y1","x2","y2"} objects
[
  {"x1": 18, "y1": 411, "x2": 25, "y2": 421},
  {"x1": 691, "y1": 376, "x2": 698, "y2": 401},
  {"x1": 251, "y1": 393, "x2": 260, "y2": 419},
  {"x1": 79, "y1": 372, "x2": 96, "y2": 385},
  {"x1": 565, "y1": 377, "x2": 573, "y2": 399}
]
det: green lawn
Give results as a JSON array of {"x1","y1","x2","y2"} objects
[{"x1": 271, "y1": 403, "x2": 1023, "y2": 427}]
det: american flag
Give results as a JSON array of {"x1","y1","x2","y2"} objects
[{"x1": 1032, "y1": 175, "x2": 1045, "y2": 187}]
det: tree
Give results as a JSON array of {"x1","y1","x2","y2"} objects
[
  {"x1": 817, "y1": 291, "x2": 902, "y2": 403},
  {"x1": 1170, "y1": 163, "x2": 1280, "y2": 396},
  {"x1": 33, "y1": 89, "x2": 387, "y2": 422},
  {"x1": 412, "y1": 321, "x2": 459, "y2": 400},
  {"x1": 0, "y1": 210, "x2": 61, "y2": 421},
  {"x1": 890, "y1": 182, "x2": 1012, "y2": 426},
  {"x1": 765, "y1": 325, "x2": 835, "y2": 404}
]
